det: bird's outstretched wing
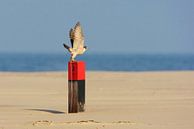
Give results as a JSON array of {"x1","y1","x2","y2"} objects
[
  {"x1": 72, "y1": 22, "x2": 85, "y2": 50},
  {"x1": 69, "y1": 28, "x2": 74, "y2": 48}
]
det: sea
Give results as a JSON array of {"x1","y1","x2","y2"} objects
[{"x1": 0, "y1": 53, "x2": 194, "y2": 72}]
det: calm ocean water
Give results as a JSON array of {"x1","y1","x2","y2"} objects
[{"x1": 0, "y1": 53, "x2": 194, "y2": 72}]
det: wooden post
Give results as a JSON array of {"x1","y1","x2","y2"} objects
[{"x1": 68, "y1": 61, "x2": 85, "y2": 113}]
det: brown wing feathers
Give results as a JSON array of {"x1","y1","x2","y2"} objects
[{"x1": 74, "y1": 22, "x2": 84, "y2": 40}]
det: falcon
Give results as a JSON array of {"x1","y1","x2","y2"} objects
[{"x1": 63, "y1": 22, "x2": 87, "y2": 61}]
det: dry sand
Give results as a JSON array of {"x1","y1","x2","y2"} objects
[{"x1": 0, "y1": 71, "x2": 194, "y2": 129}]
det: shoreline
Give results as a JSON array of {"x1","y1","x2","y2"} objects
[{"x1": 0, "y1": 70, "x2": 194, "y2": 73}]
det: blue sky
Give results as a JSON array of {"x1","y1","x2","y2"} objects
[{"x1": 0, "y1": 0, "x2": 194, "y2": 54}]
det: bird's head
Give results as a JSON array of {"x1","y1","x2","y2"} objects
[
  {"x1": 84, "y1": 46, "x2": 88, "y2": 50},
  {"x1": 83, "y1": 46, "x2": 88, "y2": 53},
  {"x1": 84, "y1": 46, "x2": 88, "y2": 49}
]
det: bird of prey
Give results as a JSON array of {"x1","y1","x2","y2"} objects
[{"x1": 63, "y1": 22, "x2": 87, "y2": 61}]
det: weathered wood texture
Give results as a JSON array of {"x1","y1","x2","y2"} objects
[
  {"x1": 68, "y1": 80, "x2": 85, "y2": 113},
  {"x1": 68, "y1": 81, "x2": 78, "y2": 113},
  {"x1": 78, "y1": 80, "x2": 85, "y2": 112}
]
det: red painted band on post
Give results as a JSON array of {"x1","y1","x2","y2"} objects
[{"x1": 68, "y1": 61, "x2": 85, "y2": 80}]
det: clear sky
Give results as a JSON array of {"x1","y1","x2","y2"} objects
[{"x1": 0, "y1": 0, "x2": 194, "y2": 54}]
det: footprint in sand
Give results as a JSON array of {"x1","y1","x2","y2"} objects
[
  {"x1": 32, "y1": 120, "x2": 52, "y2": 126},
  {"x1": 33, "y1": 119, "x2": 136, "y2": 126}
]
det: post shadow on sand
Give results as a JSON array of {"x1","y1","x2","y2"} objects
[{"x1": 26, "y1": 109, "x2": 65, "y2": 114}]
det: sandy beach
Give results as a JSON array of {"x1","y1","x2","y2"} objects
[{"x1": 0, "y1": 71, "x2": 194, "y2": 129}]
